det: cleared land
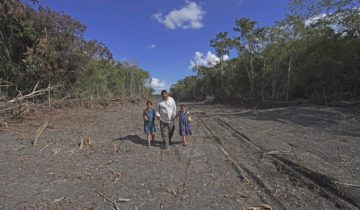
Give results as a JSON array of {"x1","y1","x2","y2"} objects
[{"x1": 0, "y1": 101, "x2": 359, "y2": 209}]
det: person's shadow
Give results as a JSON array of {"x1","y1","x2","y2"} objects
[{"x1": 115, "y1": 135, "x2": 162, "y2": 147}]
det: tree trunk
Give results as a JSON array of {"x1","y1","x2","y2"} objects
[
  {"x1": 322, "y1": 87, "x2": 328, "y2": 106},
  {"x1": 249, "y1": 57, "x2": 255, "y2": 95},
  {"x1": 48, "y1": 88, "x2": 51, "y2": 107},
  {"x1": 129, "y1": 72, "x2": 133, "y2": 98},
  {"x1": 261, "y1": 60, "x2": 267, "y2": 100},
  {"x1": 221, "y1": 61, "x2": 224, "y2": 91},
  {"x1": 272, "y1": 62, "x2": 278, "y2": 99},
  {"x1": 197, "y1": 71, "x2": 202, "y2": 98},
  {"x1": 286, "y1": 55, "x2": 292, "y2": 102}
]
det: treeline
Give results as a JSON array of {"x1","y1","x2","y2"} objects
[
  {"x1": 0, "y1": 0, "x2": 152, "y2": 99},
  {"x1": 171, "y1": 0, "x2": 360, "y2": 104}
]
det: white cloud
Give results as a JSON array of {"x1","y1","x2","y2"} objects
[
  {"x1": 150, "y1": 44, "x2": 156, "y2": 49},
  {"x1": 148, "y1": 78, "x2": 169, "y2": 93},
  {"x1": 153, "y1": 1, "x2": 205, "y2": 30},
  {"x1": 189, "y1": 51, "x2": 229, "y2": 70}
]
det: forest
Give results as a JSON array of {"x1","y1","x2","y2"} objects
[
  {"x1": 171, "y1": 0, "x2": 360, "y2": 105},
  {"x1": 0, "y1": 0, "x2": 152, "y2": 101}
]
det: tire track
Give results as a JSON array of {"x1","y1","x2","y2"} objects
[
  {"x1": 197, "y1": 116, "x2": 286, "y2": 210},
  {"x1": 212, "y1": 114, "x2": 360, "y2": 209},
  {"x1": 175, "y1": 116, "x2": 259, "y2": 209}
]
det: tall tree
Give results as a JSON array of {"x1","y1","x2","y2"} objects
[
  {"x1": 233, "y1": 18, "x2": 265, "y2": 96},
  {"x1": 210, "y1": 32, "x2": 233, "y2": 92}
]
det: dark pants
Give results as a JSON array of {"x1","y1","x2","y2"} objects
[{"x1": 160, "y1": 121, "x2": 175, "y2": 148}]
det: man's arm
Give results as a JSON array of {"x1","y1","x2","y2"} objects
[
  {"x1": 155, "y1": 102, "x2": 161, "y2": 119},
  {"x1": 174, "y1": 111, "x2": 179, "y2": 119},
  {"x1": 171, "y1": 98, "x2": 177, "y2": 120}
]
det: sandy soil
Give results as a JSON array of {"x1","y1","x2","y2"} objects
[{"x1": 0, "y1": 101, "x2": 359, "y2": 210}]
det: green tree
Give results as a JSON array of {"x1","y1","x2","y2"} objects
[{"x1": 210, "y1": 32, "x2": 234, "y2": 94}]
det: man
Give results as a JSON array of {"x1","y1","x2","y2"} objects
[{"x1": 155, "y1": 90, "x2": 176, "y2": 149}]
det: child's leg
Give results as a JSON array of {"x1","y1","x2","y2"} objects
[
  {"x1": 147, "y1": 133, "x2": 151, "y2": 146},
  {"x1": 151, "y1": 133, "x2": 155, "y2": 142},
  {"x1": 182, "y1": 136, "x2": 187, "y2": 145}
]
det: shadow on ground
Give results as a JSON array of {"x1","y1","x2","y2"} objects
[
  {"x1": 114, "y1": 135, "x2": 184, "y2": 147},
  {"x1": 114, "y1": 135, "x2": 163, "y2": 147}
]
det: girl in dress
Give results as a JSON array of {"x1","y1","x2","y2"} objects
[
  {"x1": 176, "y1": 104, "x2": 192, "y2": 146},
  {"x1": 143, "y1": 100, "x2": 156, "y2": 146}
]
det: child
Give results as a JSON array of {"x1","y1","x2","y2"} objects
[
  {"x1": 176, "y1": 104, "x2": 192, "y2": 146},
  {"x1": 143, "y1": 100, "x2": 156, "y2": 146}
]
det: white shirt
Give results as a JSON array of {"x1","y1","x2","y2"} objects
[{"x1": 155, "y1": 96, "x2": 176, "y2": 123}]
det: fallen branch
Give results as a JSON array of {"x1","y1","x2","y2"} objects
[
  {"x1": 52, "y1": 146, "x2": 60, "y2": 155},
  {"x1": 166, "y1": 187, "x2": 177, "y2": 195},
  {"x1": 160, "y1": 201, "x2": 164, "y2": 210},
  {"x1": 33, "y1": 121, "x2": 48, "y2": 145},
  {"x1": 333, "y1": 181, "x2": 360, "y2": 189},
  {"x1": 263, "y1": 150, "x2": 292, "y2": 156},
  {"x1": 117, "y1": 198, "x2": 130, "y2": 202},
  {"x1": 40, "y1": 144, "x2": 49, "y2": 153},
  {"x1": 14, "y1": 145, "x2": 32, "y2": 151},
  {"x1": 245, "y1": 204, "x2": 272, "y2": 210},
  {"x1": 0, "y1": 107, "x2": 15, "y2": 113},
  {"x1": 12, "y1": 102, "x2": 30, "y2": 119},
  {"x1": 95, "y1": 190, "x2": 120, "y2": 210},
  {"x1": 112, "y1": 143, "x2": 120, "y2": 154},
  {"x1": 79, "y1": 134, "x2": 92, "y2": 149},
  {"x1": 79, "y1": 136, "x2": 84, "y2": 149},
  {"x1": 52, "y1": 197, "x2": 65, "y2": 203},
  {"x1": 9, "y1": 82, "x2": 56, "y2": 103},
  {"x1": 0, "y1": 118, "x2": 8, "y2": 127},
  {"x1": 110, "y1": 170, "x2": 121, "y2": 183}
]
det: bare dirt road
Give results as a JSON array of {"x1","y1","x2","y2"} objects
[{"x1": 0, "y1": 101, "x2": 359, "y2": 209}]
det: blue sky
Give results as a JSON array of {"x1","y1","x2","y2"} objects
[{"x1": 34, "y1": 0, "x2": 290, "y2": 92}]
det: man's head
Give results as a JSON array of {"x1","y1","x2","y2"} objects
[{"x1": 161, "y1": 90, "x2": 168, "y2": 100}]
